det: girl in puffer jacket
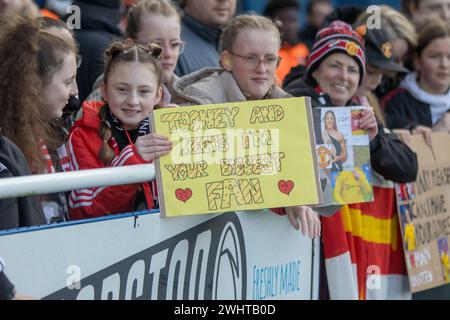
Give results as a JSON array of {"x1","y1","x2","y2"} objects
[{"x1": 68, "y1": 43, "x2": 172, "y2": 220}]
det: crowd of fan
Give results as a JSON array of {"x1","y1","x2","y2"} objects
[{"x1": 0, "y1": 0, "x2": 449, "y2": 300}]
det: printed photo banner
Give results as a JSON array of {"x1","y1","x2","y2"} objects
[
  {"x1": 151, "y1": 98, "x2": 320, "y2": 217},
  {"x1": 395, "y1": 133, "x2": 450, "y2": 293},
  {"x1": 312, "y1": 107, "x2": 373, "y2": 205}
]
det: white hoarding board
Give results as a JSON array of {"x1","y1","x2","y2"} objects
[{"x1": 0, "y1": 210, "x2": 318, "y2": 300}]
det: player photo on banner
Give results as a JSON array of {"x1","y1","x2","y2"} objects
[{"x1": 313, "y1": 107, "x2": 373, "y2": 205}]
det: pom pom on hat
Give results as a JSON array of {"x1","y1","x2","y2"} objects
[{"x1": 306, "y1": 21, "x2": 366, "y2": 86}]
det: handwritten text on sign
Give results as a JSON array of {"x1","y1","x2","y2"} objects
[
  {"x1": 152, "y1": 98, "x2": 319, "y2": 217},
  {"x1": 395, "y1": 133, "x2": 450, "y2": 293}
]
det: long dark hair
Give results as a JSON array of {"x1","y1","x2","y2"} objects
[
  {"x1": 324, "y1": 110, "x2": 338, "y2": 131},
  {"x1": 0, "y1": 16, "x2": 76, "y2": 171}
]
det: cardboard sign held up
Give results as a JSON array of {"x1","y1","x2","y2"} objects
[
  {"x1": 312, "y1": 107, "x2": 374, "y2": 206},
  {"x1": 395, "y1": 133, "x2": 450, "y2": 293},
  {"x1": 151, "y1": 98, "x2": 320, "y2": 217}
]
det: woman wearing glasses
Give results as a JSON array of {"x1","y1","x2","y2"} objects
[
  {"x1": 174, "y1": 15, "x2": 288, "y2": 104},
  {"x1": 173, "y1": 15, "x2": 321, "y2": 239},
  {"x1": 86, "y1": 0, "x2": 184, "y2": 106}
]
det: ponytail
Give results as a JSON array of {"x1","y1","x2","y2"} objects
[{"x1": 98, "y1": 105, "x2": 116, "y2": 165}]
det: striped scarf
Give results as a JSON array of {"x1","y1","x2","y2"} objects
[
  {"x1": 105, "y1": 106, "x2": 158, "y2": 209},
  {"x1": 105, "y1": 107, "x2": 151, "y2": 151}
]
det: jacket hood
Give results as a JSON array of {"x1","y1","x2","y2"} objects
[
  {"x1": 73, "y1": 101, "x2": 104, "y2": 131},
  {"x1": 173, "y1": 67, "x2": 291, "y2": 106},
  {"x1": 72, "y1": 2, "x2": 122, "y2": 36}
]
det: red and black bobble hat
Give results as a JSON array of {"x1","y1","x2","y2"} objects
[{"x1": 306, "y1": 20, "x2": 366, "y2": 86}]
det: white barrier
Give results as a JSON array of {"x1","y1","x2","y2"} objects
[
  {"x1": 0, "y1": 210, "x2": 320, "y2": 300},
  {"x1": 0, "y1": 164, "x2": 155, "y2": 199},
  {"x1": 0, "y1": 165, "x2": 320, "y2": 300}
]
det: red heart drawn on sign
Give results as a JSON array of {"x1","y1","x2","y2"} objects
[
  {"x1": 175, "y1": 188, "x2": 193, "y2": 203},
  {"x1": 278, "y1": 180, "x2": 294, "y2": 195}
]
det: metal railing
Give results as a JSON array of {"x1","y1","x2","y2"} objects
[{"x1": 0, "y1": 164, "x2": 155, "y2": 199}]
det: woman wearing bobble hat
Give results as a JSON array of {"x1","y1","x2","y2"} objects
[
  {"x1": 285, "y1": 21, "x2": 377, "y2": 202},
  {"x1": 285, "y1": 21, "x2": 377, "y2": 138},
  {"x1": 285, "y1": 21, "x2": 417, "y2": 184},
  {"x1": 285, "y1": 21, "x2": 418, "y2": 299}
]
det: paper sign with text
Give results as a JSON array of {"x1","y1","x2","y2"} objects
[
  {"x1": 151, "y1": 98, "x2": 320, "y2": 217},
  {"x1": 395, "y1": 133, "x2": 450, "y2": 293},
  {"x1": 312, "y1": 107, "x2": 373, "y2": 205}
]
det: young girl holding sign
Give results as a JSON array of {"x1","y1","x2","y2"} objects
[
  {"x1": 174, "y1": 15, "x2": 321, "y2": 239},
  {"x1": 68, "y1": 43, "x2": 172, "y2": 220}
]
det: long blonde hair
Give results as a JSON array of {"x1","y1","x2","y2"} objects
[{"x1": 356, "y1": 5, "x2": 417, "y2": 49}]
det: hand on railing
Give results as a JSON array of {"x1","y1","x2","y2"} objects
[{"x1": 285, "y1": 206, "x2": 321, "y2": 239}]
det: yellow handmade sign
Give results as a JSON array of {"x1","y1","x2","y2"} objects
[{"x1": 151, "y1": 98, "x2": 320, "y2": 217}]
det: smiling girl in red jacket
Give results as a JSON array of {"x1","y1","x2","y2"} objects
[{"x1": 68, "y1": 42, "x2": 172, "y2": 220}]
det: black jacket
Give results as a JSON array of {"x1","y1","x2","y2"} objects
[
  {"x1": 283, "y1": 64, "x2": 307, "y2": 88},
  {"x1": 382, "y1": 88, "x2": 434, "y2": 130},
  {"x1": 284, "y1": 79, "x2": 418, "y2": 183},
  {"x1": 0, "y1": 258, "x2": 15, "y2": 300},
  {"x1": 174, "y1": 14, "x2": 221, "y2": 77},
  {"x1": 0, "y1": 135, "x2": 46, "y2": 231},
  {"x1": 73, "y1": 2, "x2": 123, "y2": 102},
  {"x1": 298, "y1": 24, "x2": 317, "y2": 51}
]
